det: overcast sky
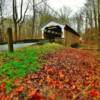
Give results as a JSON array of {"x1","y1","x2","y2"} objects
[
  {"x1": 47, "y1": 0, "x2": 86, "y2": 13},
  {"x1": 7, "y1": 0, "x2": 87, "y2": 17},
  {"x1": 16, "y1": 0, "x2": 87, "y2": 14}
]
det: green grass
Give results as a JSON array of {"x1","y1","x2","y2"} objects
[{"x1": 0, "y1": 43, "x2": 63, "y2": 82}]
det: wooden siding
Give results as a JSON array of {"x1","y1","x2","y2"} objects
[{"x1": 64, "y1": 30, "x2": 80, "y2": 47}]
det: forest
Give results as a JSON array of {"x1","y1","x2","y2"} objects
[{"x1": 0, "y1": 0, "x2": 99, "y2": 45}]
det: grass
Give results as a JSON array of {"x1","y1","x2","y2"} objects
[{"x1": 0, "y1": 43, "x2": 63, "y2": 83}]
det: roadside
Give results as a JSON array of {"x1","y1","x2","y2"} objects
[{"x1": 0, "y1": 43, "x2": 63, "y2": 88}]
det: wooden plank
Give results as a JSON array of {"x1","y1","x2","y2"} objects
[{"x1": 7, "y1": 28, "x2": 14, "y2": 52}]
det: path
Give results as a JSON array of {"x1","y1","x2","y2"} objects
[{"x1": 0, "y1": 43, "x2": 35, "y2": 51}]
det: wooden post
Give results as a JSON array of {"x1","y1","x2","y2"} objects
[{"x1": 7, "y1": 28, "x2": 14, "y2": 52}]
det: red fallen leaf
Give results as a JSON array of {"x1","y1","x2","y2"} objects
[
  {"x1": 97, "y1": 91, "x2": 100, "y2": 96},
  {"x1": 26, "y1": 80, "x2": 32, "y2": 84},
  {"x1": 89, "y1": 89, "x2": 99, "y2": 97},
  {"x1": 4, "y1": 96, "x2": 11, "y2": 100},
  {"x1": 59, "y1": 71, "x2": 64, "y2": 79},
  {"x1": 87, "y1": 70, "x2": 93, "y2": 75},
  {"x1": 84, "y1": 81, "x2": 90, "y2": 86},
  {"x1": 14, "y1": 79, "x2": 22, "y2": 85},
  {"x1": 4, "y1": 92, "x2": 13, "y2": 100},
  {"x1": 0, "y1": 92, "x2": 5, "y2": 100},
  {"x1": 49, "y1": 94, "x2": 56, "y2": 100},
  {"x1": 27, "y1": 90, "x2": 36, "y2": 98},
  {"x1": 32, "y1": 92, "x2": 42, "y2": 100},
  {"x1": 72, "y1": 85, "x2": 76, "y2": 89},
  {"x1": 47, "y1": 76, "x2": 53, "y2": 84},
  {"x1": 91, "y1": 82, "x2": 95, "y2": 87},
  {"x1": 49, "y1": 80, "x2": 58, "y2": 88},
  {"x1": 30, "y1": 74, "x2": 38, "y2": 80},
  {"x1": 59, "y1": 84, "x2": 64, "y2": 89},
  {"x1": 95, "y1": 82, "x2": 100, "y2": 87},
  {"x1": 49, "y1": 98, "x2": 53, "y2": 100},
  {"x1": 47, "y1": 67, "x2": 54, "y2": 73},
  {"x1": 28, "y1": 90, "x2": 42, "y2": 100},
  {"x1": 15, "y1": 86, "x2": 24, "y2": 93},
  {"x1": 0, "y1": 82, "x2": 6, "y2": 92}
]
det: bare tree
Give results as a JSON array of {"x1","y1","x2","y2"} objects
[
  {"x1": 13, "y1": 0, "x2": 23, "y2": 41},
  {"x1": 58, "y1": 6, "x2": 72, "y2": 24},
  {"x1": 13, "y1": 0, "x2": 31, "y2": 41},
  {"x1": 98, "y1": 0, "x2": 100, "y2": 33},
  {"x1": 0, "y1": 0, "x2": 5, "y2": 41},
  {"x1": 97, "y1": 0, "x2": 100, "y2": 49},
  {"x1": 92, "y1": 0, "x2": 97, "y2": 29},
  {"x1": 84, "y1": 1, "x2": 93, "y2": 33},
  {"x1": 32, "y1": 0, "x2": 36, "y2": 38},
  {"x1": 31, "y1": 0, "x2": 49, "y2": 38},
  {"x1": 18, "y1": 2, "x2": 29, "y2": 40}
]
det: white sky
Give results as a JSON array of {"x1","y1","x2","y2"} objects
[
  {"x1": 16, "y1": 0, "x2": 87, "y2": 14},
  {"x1": 48, "y1": 0, "x2": 86, "y2": 13},
  {"x1": 6, "y1": 0, "x2": 86, "y2": 17}
]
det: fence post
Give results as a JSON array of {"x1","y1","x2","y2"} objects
[{"x1": 7, "y1": 28, "x2": 14, "y2": 52}]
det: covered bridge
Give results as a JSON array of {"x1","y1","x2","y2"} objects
[
  {"x1": 64, "y1": 24, "x2": 80, "y2": 47},
  {"x1": 41, "y1": 21, "x2": 64, "y2": 39},
  {"x1": 41, "y1": 21, "x2": 80, "y2": 47}
]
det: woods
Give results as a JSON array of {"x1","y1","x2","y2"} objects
[
  {"x1": 0, "y1": 0, "x2": 74, "y2": 41},
  {"x1": 0, "y1": 0, "x2": 100, "y2": 49},
  {"x1": 82, "y1": 0, "x2": 100, "y2": 48}
]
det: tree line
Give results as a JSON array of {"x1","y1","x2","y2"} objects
[
  {"x1": 0, "y1": 0, "x2": 100, "y2": 49},
  {"x1": 0, "y1": 0, "x2": 72, "y2": 42},
  {"x1": 71, "y1": 0, "x2": 100, "y2": 49}
]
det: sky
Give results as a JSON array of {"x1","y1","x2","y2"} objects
[
  {"x1": 5, "y1": 0, "x2": 87, "y2": 17},
  {"x1": 47, "y1": 0, "x2": 86, "y2": 13},
  {"x1": 16, "y1": 0, "x2": 87, "y2": 15}
]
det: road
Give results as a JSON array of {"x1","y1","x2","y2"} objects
[{"x1": 0, "y1": 43, "x2": 35, "y2": 51}]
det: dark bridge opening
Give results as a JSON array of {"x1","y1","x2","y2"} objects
[{"x1": 44, "y1": 25, "x2": 62, "y2": 41}]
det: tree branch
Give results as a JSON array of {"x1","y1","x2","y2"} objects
[
  {"x1": 19, "y1": 1, "x2": 29, "y2": 25},
  {"x1": 17, "y1": 0, "x2": 23, "y2": 23}
]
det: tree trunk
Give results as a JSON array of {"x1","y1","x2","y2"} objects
[
  {"x1": 85, "y1": 13, "x2": 88, "y2": 33},
  {"x1": 18, "y1": 24, "x2": 22, "y2": 40},
  {"x1": 14, "y1": 22, "x2": 17, "y2": 41},
  {"x1": 98, "y1": 0, "x2": 100, "y2": 49},
  {"x1": 13, "y1": 0, "x2": 24, "y2": 41},
  {"x1": 89, "y1": 10, "x2": 93, "y2": 31},
  {"x1": 98, "y1": 0, "x2": 100, "y2": 32},
  {"x1": 0, "y1": 0, "x2": 4, "y2": 41},
  {"x1": 92, "y1": 0, "x2": 97, "y2": 29},
  {"x1": 98, "y1": 14, "x2": 100, "y2": 34},
  {"x1": 32, "y1": 0, "x2": 36, "y2": 39}
]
